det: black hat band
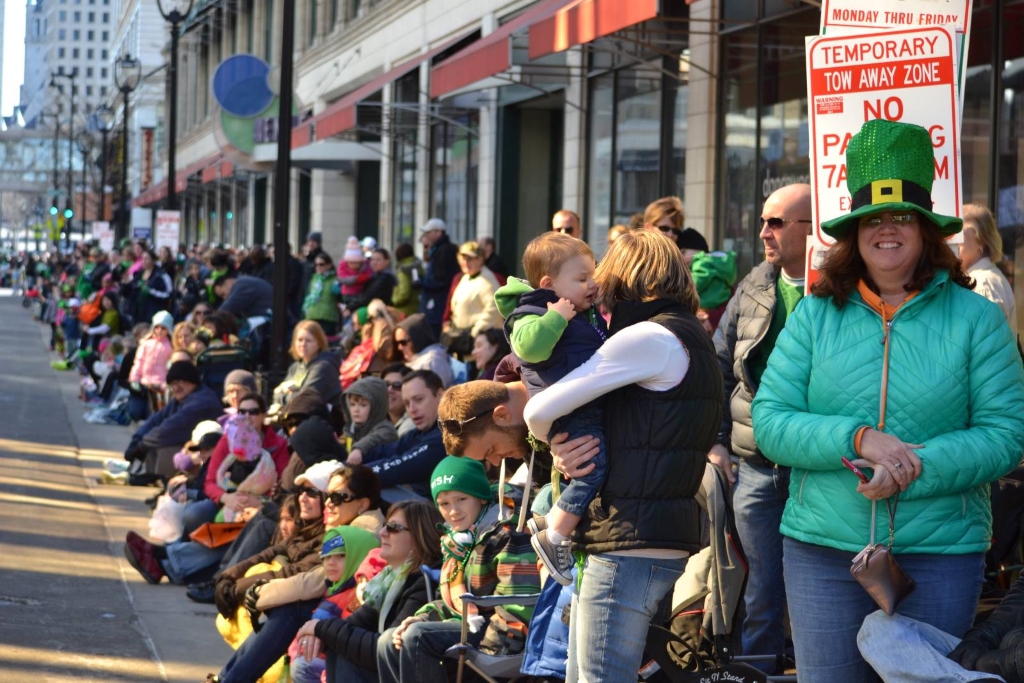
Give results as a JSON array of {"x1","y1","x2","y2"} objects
[{"x1": 850, "y1": 179, "x2": 932, "y2": 215}]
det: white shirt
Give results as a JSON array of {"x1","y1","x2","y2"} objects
[{"x1": 969, "y1": 257, "x2": 1018, "y2": 332}]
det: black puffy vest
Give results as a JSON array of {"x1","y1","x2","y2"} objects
[{"x1": 577, "y1": 302, "x2": 724, "y2": 554}]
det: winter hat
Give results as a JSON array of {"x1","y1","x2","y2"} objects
[
  {"x1": 344, "y1": 237, "x2": 364, "y2": 262},
  {"x1": 319, "y1": 526, "x2": 381, "y2": 597},
  {"x1": 68, "y1": 297, "x2": 82, "y2": 308},
  {"x1": 676, "y1": 228, "x2": 710, "y2": 253},
  {"x1": 282, "y1": 388, "x2": 329, "y2": 423},
  {"x1": 419, "y1": 217, "x2": 447, "y2": 234},
  {"x1": 307, "y1": 231, "x2": 323, "y2": 246},
  {"x1": 820, "y1": 118, "x2": 962, "y2": 239},
  {"x1": 224, "y1": 369, "x2": 258, "y2": 395},
  {"x1": 225, "y1": 413, "x2": 262, "y2": 462},
  {"x1": 430, "y1": 456, "x2": 492, "y2": 503},
  {"x1": 188, "y1": 420, "x2": 224, "y2": 451},
  {"x1": 151, "y1": 310, "x2": 174, "y2": 332},
  {"x1": 173, "y1": 449, "x2": 196, "y2": 472},
  {"x1": 294, "y1": 459, "x2": 345, "y2": 493},
  {"x1": 360, "y1": 236, "x2": 377, "y2": 251},
  {"x1": 166, "y1": 360, "x2": 201, "y2": 385},
  {"x1": 289, "y1": 415, "x2": 345, "y2": 465}
]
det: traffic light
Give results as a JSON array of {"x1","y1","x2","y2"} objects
[
  {"x1": 63, "y1": 207, "x2": 74, "y2": 219},
  {"x1": 226, "y1": 211, "x2": 234, "y2": 220},
  {"x1": 49, "y1": 205, "x2": 58, "y2": 216}
]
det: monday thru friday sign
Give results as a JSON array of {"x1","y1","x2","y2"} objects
[{"x1": 805, "y1": 25, "x2": 962, "y2": 248}]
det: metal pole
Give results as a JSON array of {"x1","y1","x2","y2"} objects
[
  {"x1": 270, "y1": 0, "x2": 295, "y2": 378},
  {"x1": 167, "y1": 19, "x2": 180, "y2": 211},
  {"x1": 101, "y1": 129, "x2": 108, "y2": 222},
  {"x1": 67, "y1": 73, "x2": 75, "y2": 250},
  {"x1": 120, "y1": 89, "x2": 130, "y2": 244}
]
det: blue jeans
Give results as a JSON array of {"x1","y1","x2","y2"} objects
[
  {"x1": 325, "y1": 649, "x2": 375, "y2": 683},
  {"x1": 181, "y1": 498, "x2": 219, "y2": 538},
  {"x1": 566, "y1": 553, "x2": 685, "y2": 683},
  {"x1": 552, "y1": 407, "x2": 606, "y2": 517},
  {"x1": 784, "y1": 537, "x2": 985, "y2": 683},
  {"x1": 732, "y1": 458, "x2": 790, "y2": 670},
  {"x1": 161, "y1": 540, "x2": 226, "y2": 585},
  {"x1": 857, "y1": 611, "x2": 1004, "y2": 683},
  {"x1": 219, "y1": 512, "x2": 278, "y2": 571},
  {"x1": 219, "y1": 598, "x2": 320, "y2": 683},
  {"x1": 290, "y1": 651, "x2": 326, "y2": 683},
  {"x1": 377, "y1": 621, "x2": 482, "y2": 683}
]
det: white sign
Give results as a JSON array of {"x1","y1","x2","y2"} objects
[
  {"x1": 94, "y1": 221, "x2": 114, "y2": 252},
  {"x1": 155, "y1": 210, "x2": 181, "y2": 251},
  {"x1": 805, "y1": 26, "x2": 962, "y2": 247},
  {"x1": 820, "y1": 0, "x2": 972, "y2": 108}
]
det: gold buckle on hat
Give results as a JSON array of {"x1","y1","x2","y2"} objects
[{"x1": 871, "y1": 179, "x2": 904, "y2": 205}]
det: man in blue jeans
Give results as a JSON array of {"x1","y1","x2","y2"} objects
[{"x1": 708, "y1": 183, "x2": 812, "y2": 673}]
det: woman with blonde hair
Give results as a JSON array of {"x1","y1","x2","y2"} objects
[
  {"x1": 273, "y1": 320, "x2": 341, "y2": 407},
  {"x1": 961, "y1": 203, "x2": 1016, "y2": 330},
  {"x1": 441, "y1": 240, "x2": 502, "y2": 358},
  {"x1": 524, "y1": 229, "x2": 724, "y2": 682},
  {"x1": 172, "y1": 321, "x2": 196, "y2": 353},
  {"x1": 642, "y1": 196, "x2": 685, "y2": 246}
]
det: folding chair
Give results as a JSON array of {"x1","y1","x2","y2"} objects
[{"x1": 196, "y1": 345, "x2": 254, "y2": 397}]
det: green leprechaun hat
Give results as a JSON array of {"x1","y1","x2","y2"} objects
[{"x1": 820, "y1": 119, "x2": 962, "y2": 239}]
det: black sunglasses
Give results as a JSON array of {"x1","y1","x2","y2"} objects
[
  {"x1": 194, "y1": 309, "x2": 211, "y2": 316},
  {"x1": 656, "y1": 225, "x2": 683, "y2": 237},
  {"x1": 297, "y1": 485, "x2": 322, "y2": 499},
  {"x1": 385, "y1": 381, "x2": 403, "y2": 391},
  {"x1": 237, "y1": 407, "x2": 264, "y2": 416},
  {"x1": 315, "y1": 261, "x2": 330, "y2": 267},
  {"x1": 761, "y1": 217, "x2": 813, "y2": 231},
  {"x1": 382, "y1": 520, "x2": 409, "y2": 534},
  {"x1": 326, "y1": 491, "x2": 357, "y2": 506},
  {"x1": 395, "y1": 338, "x2": 411, "y2": 347},
  {"x1": 552, "y1": 226, "x2": 576, "y2": 234},
  {"x1": 438, "y1": 408, "x2": 492, "y2": 436}
]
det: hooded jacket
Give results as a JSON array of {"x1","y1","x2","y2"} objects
[
  {"x1": 130, "y1": 384, "x2": 225, "y2": 455},
  {"x1": 392, "y1": 256, "x2": 423, "y2": 317},
  {"x1": 419, "y1": 233, "x2": 460, "y2": 326},
  {"x1": 691, "y1": 251, "x2": 738, "y2": 311},
  {"x1": 350, "y1": 269, "x2": 397, "y2": 310},
  {"x1": 290, "y1": 415, "x2": 345, "y2": 466},
  {"x1": 283, "y1": 349, "x2": 343, "y2": 406},
  {"x1": 343, "y1": 376, "x2": 398, "y2": 454},
  {"x1": 362, "y1": 422, "x2": 447, "y2": 496},
  {"x1": 397, "y1": 314, "x2": 455, "y2": 387},
  {"x1": 752, "y1": 271, "x2": 1024, "y2": 555},
  {"x1": 445, "y1": 267, "x2": 503, "y2": 336},
  {"x1": 202, "y1": 426, "x2": 290, "y2": 503},
  {"x1": 303, "y1": 270, "x2": 341, "y2": 323}
]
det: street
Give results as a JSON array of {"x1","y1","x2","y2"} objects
[{"x1": 0, "y1": 291, "x2": 231, "y2": 682}]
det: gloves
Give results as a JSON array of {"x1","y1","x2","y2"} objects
[
  {"x1": 467, "y1": 614, "x2": 487, "y2": 634},
  {"x1": 243, "y1": 580, "x2": 267, "y2": 613},
  {"x1": 214, "y1": 577, "x2": 240, "y2": 619},
  {"x1": 948, "y1": 638, "x2": 990, "y2": 670}
]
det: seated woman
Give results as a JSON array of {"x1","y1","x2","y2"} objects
[
  {"x1": 206, "y1": 465, "x2": 383, "y2": 683},
  {"x1": 294, "y1": 499, "x2": 444, "y2": 683},
  {"x1": 469, "y1": 327, "x2": 510, "y2": 382},
  {"x1": 273, "y1": 321, "x2": 342, "y2": 408}
]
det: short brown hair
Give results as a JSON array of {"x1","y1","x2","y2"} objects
[
  {"x1": 643, "y1": 196, "x2": 685, "y2": 230},
  {"x1": 962, "y1": 203, "x2": 1002, "y2": 262},
  {"x1": 387, "y1": 500, "x2": 444, "y2": 568},
  {"x1": 290, "y1": 320, "x2": 330, "y2": 360},
  {"x1": 437, "y1": 381, "x2": 511, "y2": 455},
  {"x1": 522, "y1": 232, "x2": 595, "y2": 288},
  {"x1": 811, "y1": 215, "x2": 974, "y2": 308},
  {"x1": 595, "y1": 230, "x2": 699, "y2": 313}
]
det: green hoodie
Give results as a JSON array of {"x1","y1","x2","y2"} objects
[
  {"x1": 691, "y1": 251, "x2": 738, "y2": 310},
  {"x1": 494, "y1": 277, "x2": 570, "y2": 364},
  {"x1": 321, "y1": 525, "x2": 380, "y2": 596}
]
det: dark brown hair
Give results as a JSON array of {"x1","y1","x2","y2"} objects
[
  {"x1": 386, "y1": 499, "x2": 444, "y2": 568},
  {"x1": 812, "y1": 217, "x2": 974, "y2": 308}
]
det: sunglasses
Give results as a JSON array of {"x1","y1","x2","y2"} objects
[
  {"x1": 237, "y1": 407, "x2": 264, "y2": 416},
  {"x1": 656, "y1": 225, "x2": 683, "y2": 237},
  {"x1": 386, "y1": 381, "x2": 403, "y2": 391},
  {"x1": 194, "y1": 309, "x2": 211, "y2": 316},
  {"x1": 395, "y1": 338, "x2": 411, "y2": 347},
  {"x1": 761, "y1": 217, "x2": 813, "y2": 231},
  {"x1": 326, "y1": 491, "x2": 357, "y2": 506},
  {"x1": 297, "y1": 485, "x2": 322, "y2": 499},
  {"x1": 315, "y1": 261, "x2": 330, "y2": 267},
  {"x1": 382, "y1": 520, "x2": 409, "y2": 534},
  {"x1": 438, "y1": 408, "x2": 492, "y2": 436},
  {"x1": 552, "y1": 226, "x2": 576, "y2": 234}
]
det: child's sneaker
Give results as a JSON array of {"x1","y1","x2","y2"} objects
[
  {"x1": 104, "y1": 459, "x2": 130, "y2": 474},
  {"x1": 531, "y1": 530, "x2": 574, "y2": 586},
  {"x1": 526, "y1": 516, "x2": 547, "y2": 536}
]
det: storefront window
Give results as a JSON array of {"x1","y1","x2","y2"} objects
[
  {"x1": 391, "y1": 73, "x2": 419, "y2": 246},
  {"x1": 719, "y1": 28, "x2": 759, "y2": 269},
  {"x1": 999, "y1": 0, "x2": 1024, "y2": 318},
  {"x1": 614, "y1": 65, "x2": 662, "y2": 225},
  {"x1": 588, "y1": 73, "x2": 614, "y2": 236},
  {"x1": 429, "y1": 112, "x2": 479, "y2": 244},
  {"x1": 962, "y1": 6, "x2": 993, "y2": 207}
]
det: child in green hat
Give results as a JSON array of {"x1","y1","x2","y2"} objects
[{"x1": 378, "y1": 456, "x2": 540, "y2": 681}]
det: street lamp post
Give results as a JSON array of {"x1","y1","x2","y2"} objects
[
  {"x1": 114, "y1": 54, "x2": 142, "y2": 245},
  {"x1": 96, "y1": 105, "x2": 115, "y2": 224},
  {"x1": 156, "y1": 0, "x2": 194, "y2": 214},
  {"x1": 50, "y1": 67, "x2": 77, "y2": 249},
  {"x1": 76, "y1": 131, "x2": 90, "y2": 226}
]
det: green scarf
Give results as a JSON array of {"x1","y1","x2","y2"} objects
[{"x1": 362, "y1": 561, "x2": 412, "y2": 612}]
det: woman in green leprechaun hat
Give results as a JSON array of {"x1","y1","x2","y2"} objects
[{"x1": 750, "y1": 118, "x2": 1024, "y2": 682}]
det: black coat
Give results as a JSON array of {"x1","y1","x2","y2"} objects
[
  {"x1": 315, "y1": 572, "x2": 429, "y2": 672},
  {"x1": 349, "y1": 270, "x2": 396, "y2": 310}
]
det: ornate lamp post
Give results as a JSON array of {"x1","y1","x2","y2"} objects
[
  {"x1": 95, "y1": 105, "x2": 115, "y2": 223},
  {"x1": 50, "y1": 67, "x2": 77, "y2": 248},
  {"x1": 114, "y1": 54, "x2": 142, "y2": 244},
  {"x1": 156, "y1": 0, "x2": 194, "y2": 213}
]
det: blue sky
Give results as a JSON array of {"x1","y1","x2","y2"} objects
[{"x1": 3, "y1": 0, "x2": 26, "y2": 117}]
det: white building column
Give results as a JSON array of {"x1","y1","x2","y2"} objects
[
  {"x1": 684, "y1": 0, "x2": 719, "y2": 244},
  {"x1": 414, "y1": 61, "x2": 431, "y2": 234},
  {"x1": 311, "y1": 168, "x2": 354, "y2": 257},
  {"x1": 474, "y1": 90, "x2": 497, "y2": 239},
  {"x1": 562, "y1": 46, "x2": 585, "y2": 224},
  {"x1": 379, "y1": 80, "x2": 394, "y2": 248}
]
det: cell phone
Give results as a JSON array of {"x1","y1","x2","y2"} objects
[{"x1": 842, "y1": 456, "x2": 871, "y2": 484}]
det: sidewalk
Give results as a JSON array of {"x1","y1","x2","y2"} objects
[{"x1": 0, "y1": 293, "x2": 232, "y2": 682}]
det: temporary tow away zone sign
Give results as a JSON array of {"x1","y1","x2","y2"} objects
[{"x1": 805, "y1": 25, "x2": 962, "y2": 248}]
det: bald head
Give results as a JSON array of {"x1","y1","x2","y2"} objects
[{"x1": 760, "y1": 184, "x2": 813, "y2": 277}]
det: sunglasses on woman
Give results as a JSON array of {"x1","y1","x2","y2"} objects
[
  {"x1": 297, "y1": 486, "x2": 322, "y2": 499},
  {"x1": 382, "y1": 520, "x2": 409, "y2": 534},
  {"x1": 326, "y1": 491, "x2": 357, "y2": 506},
  {"x1": 237, "y1": 407, "x2": 264, "y2": 416}
]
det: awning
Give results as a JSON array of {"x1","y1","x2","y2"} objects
[
  {"x1": 430, "y1": 0, "x2": 571, "y2": 99},
  {"x1": 254, "y1": 139, "x2": 382, "y2": 170},
  {"x1": 528, "y1": 0, "x2": 660, "y2": 60},
  {"x1": 201, "y1": 160, "x2": 234, "y2": 184},
  {"x1": 132, "y1": 153, "x2": 224, "y2": 207},
  {"x1": 293, "y1": 30, "x2": 476, "y2": 148}
]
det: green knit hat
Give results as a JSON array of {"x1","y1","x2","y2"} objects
[
  {"x1": 429, "y1": 456, "x2": 492, "y2": 503},
  {"x1": 820, "y1": 119, "x2": 962, "y2": 239}
]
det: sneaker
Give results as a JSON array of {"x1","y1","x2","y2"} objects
[
  {"x1": 100, "y1": 471, "x2": 129, "y2": 485},
  {"x1": 105, "y1": 459, "x2": 130, "y2": 474},
  {"x1": 123, "y1": 541, "x2": 164, "y2": 584},
  {"x1": 531, "y1": 530, "x2": 574, "y2": 586},
  {"x1": 526, "y1": 516, "x2": 547, "y2": 536},
  {"x1": 187, "y1": 581, "x2": 216, "y2": 604}
]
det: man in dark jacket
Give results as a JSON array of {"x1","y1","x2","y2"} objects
[
  {"x1": 418, "y1": 218, "x2": 459, "y2": 339},
  {"x1": 214, "y1": 274, "x2": 274, "y2": 320},
  {"x1": 124, "y1": 361, "x2": 225, "y2": 481},
  {"x1": 708, "y1": 183, "x2": 811, "y2": 673},
  {"x1": 361, "y1": 370, "x2": 447, "y2": 495}
]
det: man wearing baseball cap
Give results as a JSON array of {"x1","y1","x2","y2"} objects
[{"x1": 418, "y1": 218, "x2": 459, "y2": 339}]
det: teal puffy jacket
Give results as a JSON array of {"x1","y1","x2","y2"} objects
[{"x1": 751, "y1": 271, "x2": 1024, "y2": 555}]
